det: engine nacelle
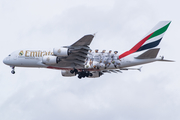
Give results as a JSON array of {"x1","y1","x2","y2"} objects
[
  {"x1": 88, "y1": 71, "x2": 103, "y2": 78},
  {"x1": 61, "y1": 70, "x2": 76, "y2": 77},
  {"x1": 53, "y1": 48, "x2": 69, "y2": 57},
  {"x1": 42, "y1": 56, "x2": 57, "y2": 64}
]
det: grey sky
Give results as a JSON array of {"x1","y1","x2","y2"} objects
[{"x1": 0, "y1": 0, "x2": 179, "y2": 120}]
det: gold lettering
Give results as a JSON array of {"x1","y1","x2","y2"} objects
[
  {"x1": 30, "y1": 51, "x2": 37, "y2": 57},
  {"x1": 42, "y1": 51, "x2": 47, "y2": 56},
  {"x1": 48, "y1": 51, "x2": 51, "y2": 55},
  {"x1": 40, "y1": 51, "x2": 43, "y2": 57},
  {"x1": 38, "y1": 51, "x2": 41, "y2": 57},
  {"x1": 24, "y1": 51, "x2": 54, "y2": 57},
  {"x1": 25, "y1": 50, "x2": 30, "y2": 57}
]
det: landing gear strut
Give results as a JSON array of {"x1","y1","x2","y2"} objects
[
  {"x1": 70, "y1": 69, "x2": 78, "y2": 75},
  {"x1": 11, "y1": 66, "x2": 15, "y2": 74}
]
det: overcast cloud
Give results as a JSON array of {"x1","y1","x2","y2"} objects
[{"x1": 0, "y1": 0, "x2": 179, "y2": 120}]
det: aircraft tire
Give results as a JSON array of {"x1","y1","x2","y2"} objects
[
  {"x1": 86, "y1": 74, "x2": 89, "y2": 77},
  {"x1": 70, "y1": 70, "x2": 74, "y2": 74},
  {"x1": 89, "y1": 73, "x2": 93, "y2": 77},
  {"x1": 78, "y1": 75, "x2": 82, "y2": 79},
  {"x1": 11, "y1": 70, "x2": 15, "y2": 74}
]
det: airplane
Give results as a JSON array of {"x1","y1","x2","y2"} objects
[{"x1": 3, "y1": 21, "x2": 174, "y2": 79}]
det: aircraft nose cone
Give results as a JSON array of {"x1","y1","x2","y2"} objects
[
  {"x1": 3, "y1": 57, "x2": 8, "y2": 65},
  {"x1": 3, "y1": 58, "x2": 6, "y2": 64}
]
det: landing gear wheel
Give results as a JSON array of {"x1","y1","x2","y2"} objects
[
  {"x1": 70, "y1": 70, "x2": 74, "y2": 74},
  {"x1": 11, "y1": 70, "x2": 15, "y2": 74},
  {"x1": 10, "y1": 66, "x2": 15, "y2": 74},
  {"x1": 71, "y1": 69, "x2": 78, "y2": 75},
  {"x1": 86, "y1": 74, "x2": 89, "y2": 77},
  {"x1": 85, "y1": 71, "x2": 90, "y2": 77},
  {"x1": 78, "y1": 75, "x2": 82, "y2": 79},
  {"x1": 89, "y1": 73, "x2": 93, "y2": 77},
  {"x1": 76, "y1": 70, "x2": 92, "y2": 79}
]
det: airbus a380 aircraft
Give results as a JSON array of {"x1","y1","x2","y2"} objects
[{"x1": 3, "y1": 21, "x2": 174, "y2": 79}]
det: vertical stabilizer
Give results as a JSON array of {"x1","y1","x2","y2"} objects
[{"x1": 119, "y1": 21, "x2": 171, "y2": 59}]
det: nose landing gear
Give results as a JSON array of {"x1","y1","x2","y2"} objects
[{"x1": 11, "y1": 66, "x2": 15, "y2": 74}]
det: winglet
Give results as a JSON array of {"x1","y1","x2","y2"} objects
[{"x1": 93, "y1": 32, "x2": 97, "y2": 37}]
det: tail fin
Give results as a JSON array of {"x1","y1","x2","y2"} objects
[{"x1": 119, "y1": 21, "x2": 171, "y2": 59}]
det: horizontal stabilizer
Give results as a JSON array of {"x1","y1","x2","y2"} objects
[
  {"x1": 160, "y1": 59, "x2": 175, "y2": 62},
  {"x1": 135, "y1": 48, "x2": 160, "y2": 59},
  {"x1": 158, "y1": 56, "x2": 175, "y2": 62}
]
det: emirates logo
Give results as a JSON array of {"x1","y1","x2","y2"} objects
[
  {"x1": 58, "y1": 49, "x2": 61, "y2": 53},
  {"x1": 47, "y1": 57, "x2": 50, "y2": 62},
  {"x1": 19, "y1": 50, "x2": 24, "y2": 56}
]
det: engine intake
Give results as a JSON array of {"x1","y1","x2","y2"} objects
[{"x1": 53, "y1": 48, "x2": 70, "y2": 57}]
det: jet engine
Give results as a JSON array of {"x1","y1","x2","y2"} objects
[
  {"x1": 53, "y1": 48, "x2": 70, "y2": 57},
  {"x1": 61, "y1": 70, "x2": 76, "y2": 77},
  {"x1": 42, "y1": 56, "x2": 57, "y2": 64}
]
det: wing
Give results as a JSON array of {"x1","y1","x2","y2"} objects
[
  {"x1": 71, "y1": 34, "x2": 94, "y2": 46},
  {"x1": 58, "y1": 34, "x2": 94, "y2": 69}
]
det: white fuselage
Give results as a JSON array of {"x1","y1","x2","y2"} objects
[{"x1": 3, "y1": 49, "x2": 161, "y2": 71}]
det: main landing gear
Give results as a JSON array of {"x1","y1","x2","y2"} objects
[
  {"x1": 77, "y1": 71, "x2": 93, "y2": 79},
  {"x1": 70, "y1": 69, "x2": 78, "y2": 75},
  {"x1": 70, "y1": 69, "x2": 93, "y2": 79},
  {"x1": 11, "y1": 66, "x2": 15, "y2": 74}
]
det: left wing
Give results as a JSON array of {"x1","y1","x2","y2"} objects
[{"x1": 71, "y1": 34, "x2": 94, "y2": 46}]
